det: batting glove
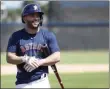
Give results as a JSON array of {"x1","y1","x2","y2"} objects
[
  {"x1": 23, "y1": 58, "x2": 46, "y2": 72},
  {"x1": 21, "y1": 55, "x2": 40, "y2": 69},
  {"x1": 24, "y1": 63, "x2": 36, "y2": 72}
]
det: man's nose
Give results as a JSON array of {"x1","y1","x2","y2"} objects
[{"x1": 34, "y1": 17, "x2": 40, "y2": 21}]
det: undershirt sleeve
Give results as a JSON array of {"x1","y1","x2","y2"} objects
[
  {"x1": 47, "y1": 32, "x2": 60, "y2": 53},
  {"x1": 7, "y1": 34, "x2": 17, "y2": 53}
]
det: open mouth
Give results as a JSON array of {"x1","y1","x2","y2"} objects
[{"x1": 32, "y1": 21, "x2": 39, "y2": 26}]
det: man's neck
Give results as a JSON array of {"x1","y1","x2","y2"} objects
[{"x1": 25, "y1": 26, "x2": 40, "y2": 34}]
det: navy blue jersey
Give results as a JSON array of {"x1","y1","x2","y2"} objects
[{"x1": 7, "y1": 28, "x2": 60, "y2": 85}]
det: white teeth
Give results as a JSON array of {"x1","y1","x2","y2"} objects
[
  {"x1": 32, "y1": 21, "x2": 39, "y2": 27},
  {"x1": 34, "y1": 21, "x2": 39, "y2": 24}
]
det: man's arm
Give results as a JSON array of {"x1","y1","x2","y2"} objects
[
  {"x1": 39, "y1": 51, "x2": 60, "y2": 66},
  {"x1": 6, "y1": 34, "x2": 24, "y2": 65},
  {"x1": 6, "y1": 52, "x2": 24, "y2": 64},
  {"x1": 7, "y1": 52, "x2": 40, "y2": 69},
  {"x1": 39, "y1": 31, "x2": 60, "y2": 66},
  {"x1": 6, "y1": 33, "x2": 40, "y2": 68}
]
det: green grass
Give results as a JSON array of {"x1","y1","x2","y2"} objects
[
  {"x1": 1, "y1": 52, "x2": 7, "y2": 65},
  {"x1": 1, "y1": 72, "x2": 109, "y2": 88},
  {"x1": 1, "y1": 50, "x2": 108, "y2": 65},
  {"x1": 60, "y1": 50, "x2": 108, "y2": 64}
]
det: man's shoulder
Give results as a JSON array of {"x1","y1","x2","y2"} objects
[
  {"x1": 40, "y1": 28, "x2": 56, "y2": 40},
  {"x1": 40, "y1": 28, "x2": 53, "y2": 35},
  {"x1": 9, "y1": 29, "x2": 24, "y2": 40},
  {"x1": 12, "y1": 28, "x2": 24, "y2": 36}
]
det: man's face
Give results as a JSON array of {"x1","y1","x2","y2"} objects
[{"x1": 23, "y1": 12, "x2": 41, "y2": 29}]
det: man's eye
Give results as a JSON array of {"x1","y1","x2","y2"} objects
[{"x1": 30, "y1": 14, "x2": 34, "y2": 16}]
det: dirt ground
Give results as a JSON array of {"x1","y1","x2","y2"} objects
[{"x1": 1, "y1": 64, "x2": 109, "y2": 75}]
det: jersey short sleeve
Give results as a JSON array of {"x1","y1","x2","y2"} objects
[
  {"x1": 46, "y1": 31, "x2": 60, "y2": 53},
  {"x1": 7, "y1": 33, "x2": 17, "y2": 53}
]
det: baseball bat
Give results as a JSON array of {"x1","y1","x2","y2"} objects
[{"x1": 41, "y1": 44, "x2": 64, "y2": 89}]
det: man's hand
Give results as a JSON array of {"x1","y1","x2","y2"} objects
[
  {"x1": 24, "y1": 63, "x2": 36, "y2": 72},
  {"x1": 23, "y1": 58, "x2": 46, "y2": 72},
  {"x1": 21, "y1": 55, "x2": 40, "y2": 69}
]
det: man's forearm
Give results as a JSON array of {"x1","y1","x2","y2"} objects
[
  {"x1": 7, "y1": 52, "x2": 23, "y2": 65},
  {"x1": 39, "y1": 52, "x2": 60, "y2": 66}
]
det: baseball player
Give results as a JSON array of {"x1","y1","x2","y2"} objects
[{"x1": 6, "y1": 3, "x2": 60, "y2": 88}]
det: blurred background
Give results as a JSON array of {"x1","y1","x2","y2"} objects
[{"x1": 1, "y1": 1, "x2": 109, "y2": 88}]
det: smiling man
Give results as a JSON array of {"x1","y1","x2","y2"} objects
[{"x1": 6, "y1": 3, "x2": 60, "y2": 88}]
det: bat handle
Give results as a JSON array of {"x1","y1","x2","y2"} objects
[{"x1": 59, "y1": 81, "x2": 64, "y2": 89}]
